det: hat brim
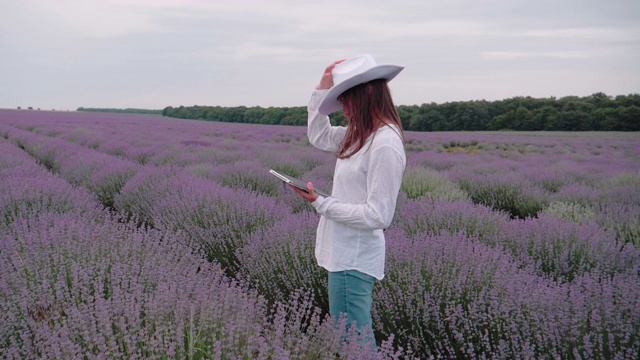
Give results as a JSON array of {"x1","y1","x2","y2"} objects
[{"x1": 317, "y1": 64, "x2": 404, "y2": 115}]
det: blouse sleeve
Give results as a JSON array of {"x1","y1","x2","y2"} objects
[
  {"x1": 311, "y1": 142, "x2": 406, "y2": 230},
  {"x1": 307, "y1": 89, "x2": 347, "y2": 152}
]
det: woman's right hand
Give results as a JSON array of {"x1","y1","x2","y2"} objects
[
  {"x1": 289, "y1": 182, "x2": 319, "y2": 203},
  {"x1": 316, "y1": 59, "x2": 345, "y2": 90}
]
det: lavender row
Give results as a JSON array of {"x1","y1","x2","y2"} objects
[
  {"x1": 5, "y1": 110, "x2": 637, "y2": 234},
  {"x1": 2, "y1": 112, "x2": 338, "y2": 205},
  {"x1": 0, "y1": 212, "x2": 404, "y2": 359},
  {"x1": 234, "y1": 206, "x2": 640, "y2": 358},
  {"x1": 0, "y1": 134, "x2": 407, "y2": 358},
  {"x1": 2, "y1": 110, "x2": 639, "y2": 358},
  {"x1": 0, "y1": 136, "x2": 103, "y2": 227},
  {"x1": 2, "y1": 120, "x2": 393, "y2": 351},
  {"x1": 1, "y1": 120, "x2": 320, "y2": 283},
  {"x1": 114, "y1": 165, "x2": 290, "y2": 274},
  {"x1": 376, "y1": 228, "x2": 640, "y2": 358},
  {"x1": 0, "y1": 123, "x2": 295, "y2": 279},
  {"x1": 393, "y1": 196, "x2": 640, "y2": 282},
  {"x1": 1, "y1": 115, "x2": 414, "y2": 355},
  {"x1": 0, "y1": 116, "x2": 332, "y2": 223},
  {"x1": 6, "y1": 111, "x2": 638, "y2": 243},
  {"x1": 0, "y1": 124, "x2": 140, "y2": 210},
  {"x1": 1, "y1": 109, "x2": 319, "y2": 172},
  {"x1": 6, "y1": 110, "x2": 638, "y2": 163}
]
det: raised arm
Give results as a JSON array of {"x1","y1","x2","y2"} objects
[
  {"x1": 307, "y1": 90, "x2": 346, "y2": 152},
  {"x1": 306, "y1": 59, "x2": 348, "y2": 152}
]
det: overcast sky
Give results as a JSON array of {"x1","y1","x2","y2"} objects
[{"x1": 1, "y1": 0, "x2": 639, "y2": 111}]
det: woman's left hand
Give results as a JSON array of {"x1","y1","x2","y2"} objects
[{"x1": 290, "y1": 182, "x2": 319, "y2": 203}]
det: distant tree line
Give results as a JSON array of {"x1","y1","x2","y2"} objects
[
  {"x1": 163, "y1": 92, "x2": 640, "y2": 131},
  {"x1": 77, "y1": 107, "x2": 163, "y2": 115}
]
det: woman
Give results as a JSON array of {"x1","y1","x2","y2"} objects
[{"x1": 291, "y1": 54, "x2": 406, "y2": 344}]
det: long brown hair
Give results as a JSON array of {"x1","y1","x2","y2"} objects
[{"x1": 337, "y1": 78, "x2": 404, "y2": 159}]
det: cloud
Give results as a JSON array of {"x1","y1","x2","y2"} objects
[
  {"x1": 1, "y1": 2, "x2": 163, "y2": 42},
  {"x1": 480, "y1": 50, "x2": 608, "y2": 60},
  {"x1": 232, "y1": 43, "x2": 319, "y2": 62},
  {"x1": 521, "y1": 26, "x2": 640, "y2": 42},
  {"x1": 1, "y1": 0, "x2": 638, "y2": 110}
]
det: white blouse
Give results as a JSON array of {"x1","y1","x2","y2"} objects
[{"x1": 307, "y1": 89, "x2": 406, "y2": 280}]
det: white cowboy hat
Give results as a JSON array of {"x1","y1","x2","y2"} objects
[{"x1": 318, "y1": 54, "x2": 404, "y2": 115}]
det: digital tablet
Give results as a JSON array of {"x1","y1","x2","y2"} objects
[{"x1": 269, "y1": 169, "x2": 330, "y2": 197}]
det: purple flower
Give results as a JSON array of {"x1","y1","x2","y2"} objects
[{"x1": 2, "y1": 109, "x2": 638, "y2": 359}]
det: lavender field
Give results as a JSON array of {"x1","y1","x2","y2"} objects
[{"x1": 1, "y1": 108, "x2": 639, "y2": 359}]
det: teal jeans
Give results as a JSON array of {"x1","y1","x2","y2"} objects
[{"x1": 328, "y1": 270, "x2": 376, "y2": 346}]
